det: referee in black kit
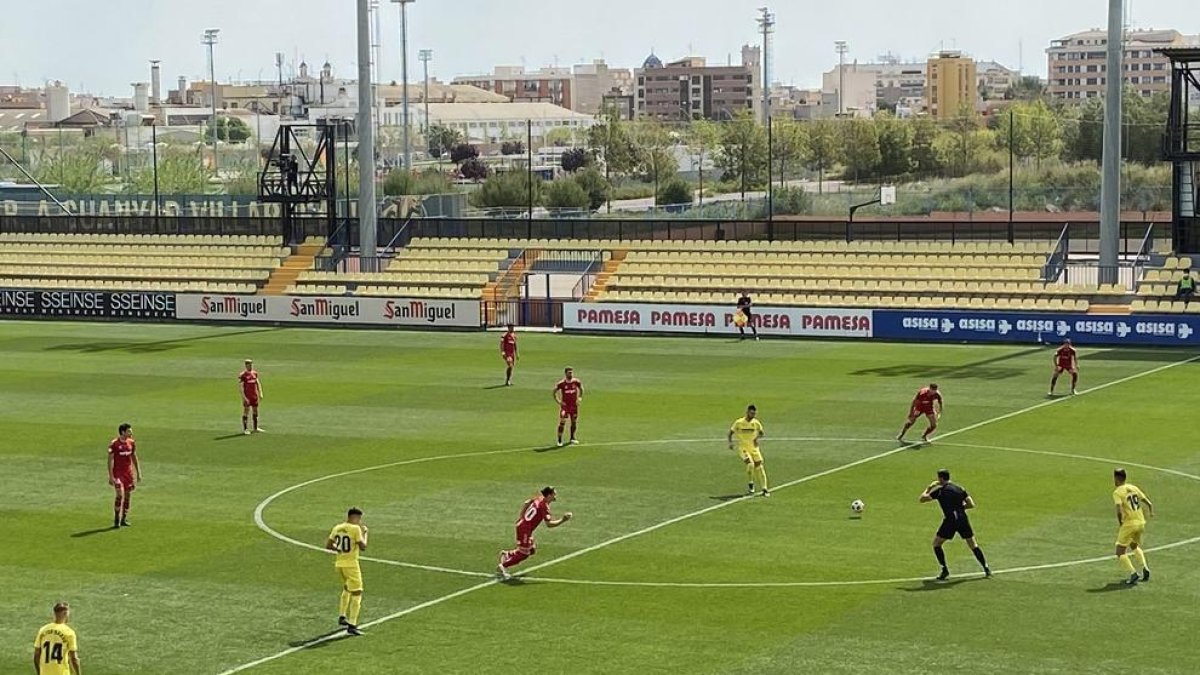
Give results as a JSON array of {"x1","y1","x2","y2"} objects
[
  {"x1": 920, "y1": 469, "x2": 991, "y2": 580},
  {"x1": 736, "y1": 291, "x2": 758, "y2": 341}
]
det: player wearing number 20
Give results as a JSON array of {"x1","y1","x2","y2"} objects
[
  {"x1": 33, "y1": 601, "x2": 80, "y2": 675},
  {"x1": 326, "y1": 507, "x2": 369, "y2": 636},
  {"x1": 497, "y1": 486, "x2": 572, "y2": 580},
  {"x1": 1113, "y1": 468, "x2": 1154, "y2": 586}
]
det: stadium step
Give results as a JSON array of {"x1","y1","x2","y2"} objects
[
  {"x1": 1087, "y1": 303, "x2": 1133, "y2": 315},
  {"x1": 262, "y1": 241, "x2": 326, "y2": 296},
  {"x1": 584, "y1": 249, "x2": 628, "y2": 302}
]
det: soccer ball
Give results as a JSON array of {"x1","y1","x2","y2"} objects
[{"x1": 850, "y1": 499, "x2": 865, "y2": 514}]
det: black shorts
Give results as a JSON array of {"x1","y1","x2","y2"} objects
[
  {"x1": 936, "y1": 514, "x2": 974, "y2": 540},
  {"x1": 738, "y1": 306, "x2": 753, "y2": 318}
]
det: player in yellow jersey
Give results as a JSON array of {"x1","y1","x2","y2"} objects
[
  {"x1": 728, "y1": 404, "x2": 769, "y2": 497},
  {"x1": 33, "y1": 601, "x2": 80, "y2": 675},
  {"x1": 1112, "y1": 468, "x2": 1154, "y2": 586},
  {"x1": 326, "y1": 507, "x2": 369, "y2": 635}
]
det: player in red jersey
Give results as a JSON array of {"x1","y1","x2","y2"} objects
[
  {"x1": 898, "y1": 383, "x2": 943, "y2": 444},
  {"x1": 1049, "y1": 339, "x2": 1078, "y2": 396},
  {"x1": 107, "y1": 423, "x2": 141, "y2": 528},
  {"x1": 554, "y1": 367, "x2": 584, "y2": 447},
  {"x1": 496, "y1": 486, "x2": 572, "y2": 580},
  {"x1": 500, "y1": 324, "x2": 518, "y2": 386},
  {"x1": 238, "y1": 359, "x2": 264, "y2": 435}
]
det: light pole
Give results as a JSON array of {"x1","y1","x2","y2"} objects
[
  {"x1": 392, "y1": 0, "x2": 415, "y2": 170},
  {"x1": 834, "y1": 41, "x2": 848, "y2": 117},
  {"x1": 757, "y1": 7, "x2": 774, "y2": 125},
  {"x1": 203, "y1": 28, "x2": 220, "y2": 172},
  {"x1": 419, "y1": 49, "x2": 432, "y2": 135},
  {"x1": 370, "y1": 0, "x2": 382, "y2": 155}
]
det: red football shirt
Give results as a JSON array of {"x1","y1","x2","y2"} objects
[
  {"x1": 1056, "y1": 345, "x2": 1076, "y2": 364},
  {"x1": 501, "y1": 333, "x2": 517, "y2": 356},
  {"x1": 912, "y1": 387, "x2": 942, "y2": 412},
  {"x1": 108, "y1": 437, "x2": 136, "y2": 475},
  {"x1": 556, "y1": 378, "x2": 582, "y2": 408},
  {"x1": 239, "y1": 370, "x2": 260, "y2": 397},
  {"x1": 516, "y1": 496, "x2": 551, "y2": 535}
]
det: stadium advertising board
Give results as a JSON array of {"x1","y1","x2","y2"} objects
[
  {"x1": 0, "y1": 289, "x2": 176, "y2": 319},
  {"x1": 874, "y1": 310, "x2": 1200, "y2": 346},
  {"x1": 176, "y1": 294, "x2": 480, "y2": 328},
  {"x1": 563, "y1": 302, "x2": 873, "y2": 337}
]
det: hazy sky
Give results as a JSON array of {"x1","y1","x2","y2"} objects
[{"x1": 3, "y1": 0, "x2": 1197, "y2": 96}]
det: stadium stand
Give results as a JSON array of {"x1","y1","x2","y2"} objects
[
  {"x1": 289, "y1": 237, "x2": 507, "y2": 298},
  {"x1": 0, "y1": 233, "x2": 289, "y2": 293},
  {"x1": 1133, "y1": 255, "x2": 1199, "y2": 314},
  {"x1": 288, "y1": 237, "x2": 1122, "y2": 311}
]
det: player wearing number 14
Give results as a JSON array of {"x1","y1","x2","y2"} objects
[
  {"x1": 33, "y1": 601, "x2": 80, "y2": 675},
  {"x1": 326, "y1": 507, "x2": 369, "y2": 636}
]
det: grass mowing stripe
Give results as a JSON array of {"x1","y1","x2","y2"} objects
[{"x1": 218, "y1": 349, "x2": 1200, "y2": 674}]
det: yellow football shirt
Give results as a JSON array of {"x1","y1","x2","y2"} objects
[
  {"x1": 34, "y1": 622, "x2": 77, "y2": 675},
  {"x1": 1113, "y1": 484, "x2": 1148, "y2": 526},
  {"x1": 730, "y1": 417, "x2": 764, "y2": 453},
  {"x1": 328, "y1": 523, "x2": 364, "y2": 568}
]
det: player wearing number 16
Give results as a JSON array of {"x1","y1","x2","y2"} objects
[
  {"x1": 1113, "y1": 468, "x2": 1154, "y2": 586},
  {"x1": 326, "y1": 508, "x2": 369, "y2": 636},
  {"x1": 33, "y1": 601, "x2": 80, "y2": 675}
]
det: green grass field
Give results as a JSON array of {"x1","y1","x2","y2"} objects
[{"x1": 3, "y1": 321, "x2": 1199, "y2": 674}]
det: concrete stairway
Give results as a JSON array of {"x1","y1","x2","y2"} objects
[
  {"x1": 262, "y1": 240, "x2": 326, "y2": 295},
  {"x1": 583, "y1": 249, "x2": 628, "y2": 302}
]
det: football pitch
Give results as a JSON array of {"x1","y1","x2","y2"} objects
[{"x1": 3, "y1": 320, "x2": 1200, "y2": 674}]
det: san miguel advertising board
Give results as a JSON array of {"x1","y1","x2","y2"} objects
[
  {"x1": 0, "y1": 289, "x2": 176, "y2": 319},
  {"x1": 175, "y1": 294, "x2": 480, "y2": 328},
  {"x1": 562, "y1": 302, "x2": 874, "y2": 338}
]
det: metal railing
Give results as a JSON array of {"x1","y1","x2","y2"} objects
[
  {"x1": 481, "y1": 299, "x2": 562, "y2": 328},
  {"x1": 1043, "y1": 225, "x2": 1070, "y2": 282},
  {"x1": 1131, "y1": 224, "x2": 1158, "y2": 292}
]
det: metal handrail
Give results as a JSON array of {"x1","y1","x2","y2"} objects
[
  {"x1": 1131, "y1": 223, "x2": 1157, "y2": 292},
  {"x1": 1042, "y1": 224, "x2": 1070, "y2": 282}
]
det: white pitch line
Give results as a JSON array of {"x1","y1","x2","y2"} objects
[{"x1": 221, "y1": 350, "x2": 1200, "y2": 674}]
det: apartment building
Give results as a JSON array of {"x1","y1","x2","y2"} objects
[
  {"x1": 926, "y1": 51, "x2": 977, "y2": 119},
  {"x1": 1046, "y1": 28, "x2": 1198, "y2": 101},
  {"x1": 634, "y1": 52, "x2": 758, "y2": 121}
]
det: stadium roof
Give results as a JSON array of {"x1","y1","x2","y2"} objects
[{"x1": 0, "y1": 108, "x2": 46, "y2": 131}]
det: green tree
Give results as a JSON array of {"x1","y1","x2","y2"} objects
[
  {"x1": 560, "y1": 148, "x2": 591, "y2": 173},
  {"x1": 572, "y1": 166, "x2": 609, "y2": 211},
  {"x1": 458, "y1": 157, "x2": 489, "y2": 181},
  {"x1": 805, "y1": 119, "x2": 842, "y2": 193},
  {"x1": 770, "y1": 119, "x2": 809, "y2": 188},
  {"x1": 1124, "y1": 91, "x2": 1169, "y2": 165},
  {"x1": 36, "y1": 144, "x2": 112, "y2": 193},
  {"x1": 716, "y1": 111, "x2": 768, "y2": 195},
  {"x1": 656, "y1": 176, "x2": 693, "y2": 207},
  {"x1": 1026, "y1": 100, "x2": 1064, "y2": 168},
  {"x1": 1063, "y1": 98, "x2": 1103, "y2": 163},
  {"x1": 543, "y1": 177, "x2": 591, "y2": 210},
  {"x1": 840, "y1": 117, "x2": 882, "y2": 180},
  {"x1": 686, "y1": 119, "x2": 722, "y2": 200},
  {"x1": 126, "y1": 147, "x2": 212, "y2": 194},
  {"x1": 382, "y1": 168, "x2": 453, "y2": 196},
  {"x1": 471, "y1": 171, "x2": 542, "y2": 209},
  {"x1": 1005, "y1": 76, "x2": 1047, "y2": 102},
  {"x1": 935, "y1": 106, "x2": 994, "y2": 177},
  {"x1": 426, "y1": 124, "x2": 463, "y2": 160},
  {"x1": 909, "y1": 116, "x2": 942, "y2": 176},
  {"x1": 875, "y1": 113, "x2": 914, "y2": 178},
  {"x1": 214, "y1": 116, "x2": 252, "y2": 143},
  {"x1": 631, "y1": 119, "x2": 677, "y2": 184},
  {"x1": 586, "y1": 107, "x2": 640, "y2": 177}
]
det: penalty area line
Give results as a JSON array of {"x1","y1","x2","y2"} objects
[{"x1": 218, "y1": 350, "x2": 1200, "y2": 674}]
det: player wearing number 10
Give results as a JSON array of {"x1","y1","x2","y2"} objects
[
  {"x1": 33, "y1": 601, "x2": 80, "y2": 675},
  {"x1": 1113, "y1": 468, "x2": 1154, "y2": 586},
  {"x1": 497, "y1": 486, "x2": 572, "y2": 580},
  {"x1": 326, "y1": 507, "x2": 369, "y2": 636}
]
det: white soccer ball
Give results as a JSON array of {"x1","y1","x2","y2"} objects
[{"x1": 850, "y1": 499, "x2": 865, "y2": 513}]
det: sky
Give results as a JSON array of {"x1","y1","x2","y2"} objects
[{"x1": 2, "y1": 0, "x2": 1197, "y2": 96}]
